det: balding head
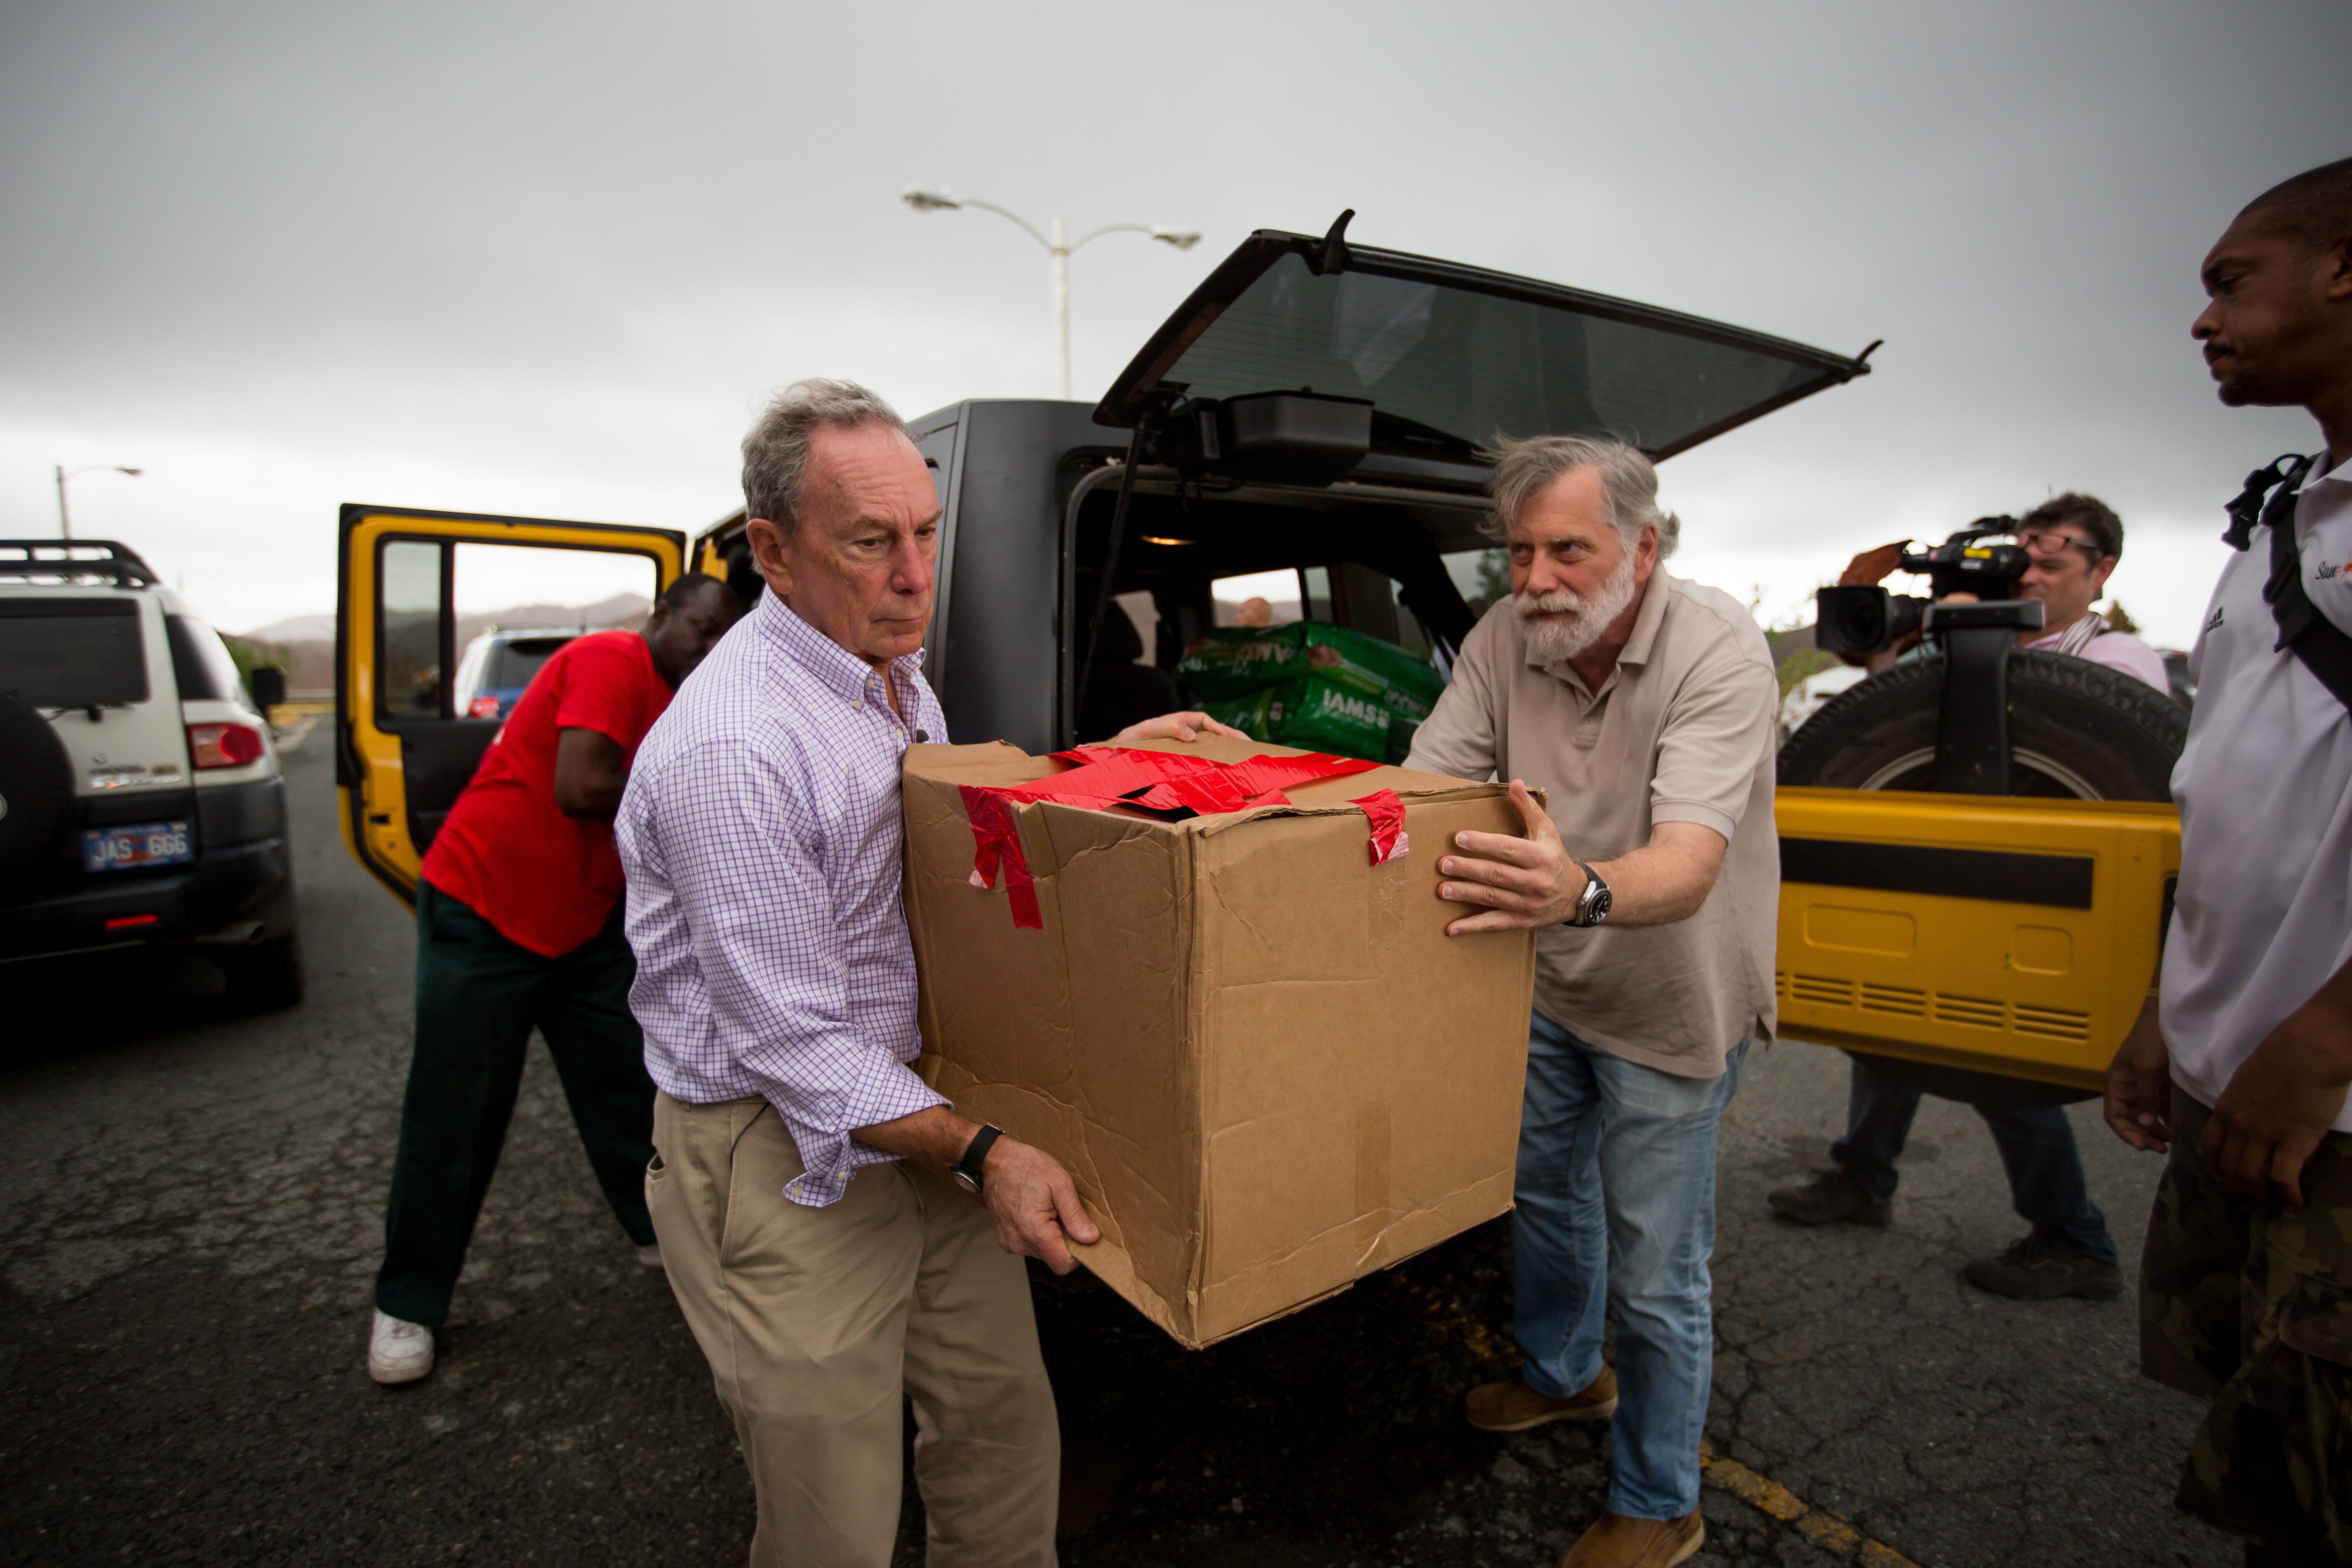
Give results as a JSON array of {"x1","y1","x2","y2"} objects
[{"x1": 2239, "y1": 156, "x2": 2352, "y2": 257}]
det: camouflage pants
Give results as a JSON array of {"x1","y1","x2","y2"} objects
[{"x1": 2141, "y1": 1085, "x2": 2352, "y2": 1563}]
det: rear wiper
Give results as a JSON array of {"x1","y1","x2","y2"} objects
[{"x1": 1367, "y1": 411, "x2": 1483, "y2": 463}]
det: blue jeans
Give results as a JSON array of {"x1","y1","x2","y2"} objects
[
  {"x1": 1513, "y1": 1012, "x2": 1748, "y2": 1521},
  {"x1": 1829, "y1": 1054, "x2": 2117, "y2": 1263}
]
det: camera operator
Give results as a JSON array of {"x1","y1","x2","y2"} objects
[
  {"x1": 1770, "y1": 492, "x2": 2168, "y2": 1301},
  {"x1": 1834, "y1": 493, "x2": 2169, "y2": 690}
]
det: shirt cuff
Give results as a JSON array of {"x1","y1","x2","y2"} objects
[
  {"x1": 1650, "y1": 799, "x2": 1740, "y2": 843},
  {"x1": 772, "y1": 1051, "x2": 948, "y2": 1208}
]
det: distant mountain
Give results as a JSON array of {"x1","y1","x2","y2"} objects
[
  {"x1": 241, "y1": 612, "x2": 335, "y2": 642},
  {"x1": 236, "y1": 594, "x2": 651, "y2": 696},
  {"x1": 240, "y1": 593, "x2": 646, "y2": 645},
  {"x1": 459, "y1": 593, "x2": 649, "y2": 638}
]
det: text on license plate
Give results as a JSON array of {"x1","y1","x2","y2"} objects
[{"x1": 82, "y1": 821, "x2": 193, "y2": 872}]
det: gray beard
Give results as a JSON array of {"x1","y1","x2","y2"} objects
[{"x1": 1515, "y1": 549, "x2": 1640, "y2": 665}]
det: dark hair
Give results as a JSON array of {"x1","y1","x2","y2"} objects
[
  {"x1": 658, "y1": 570, "x2": 731, "y2": 610},
  {"x1": 2241, "y1": 156, "x2": 2352, "y2": 255},
  {"x1": 2018, "y1": 492, "x2": 2123, "y2": 561}
]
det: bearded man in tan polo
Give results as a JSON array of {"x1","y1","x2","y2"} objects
[{"x1": 1412, "y1": 435, "x2": 1780, "y2": 1568}]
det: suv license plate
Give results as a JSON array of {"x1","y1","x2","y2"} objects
[{"x1": 82, "y1": 821, "x2": 194, "y2": 873}]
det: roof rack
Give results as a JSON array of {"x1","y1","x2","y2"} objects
[{"x1": 0, "y1": 539, "x2": 160, "y2": 587}]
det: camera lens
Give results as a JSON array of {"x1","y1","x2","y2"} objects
[{"x1": 1835, "y1": 593, "x2": 1885, "y2": 648}]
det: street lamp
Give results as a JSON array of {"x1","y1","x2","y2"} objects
[
  {"x1": 902, "y1": 186, "x2": 1200, "y2": 400},
  {"x1": 54, "y1": 464, "x2": 144, "y2": 541}
]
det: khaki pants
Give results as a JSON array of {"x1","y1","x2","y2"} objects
[{"x1": 648, "y1": 1092, "x2": 1060, "y2": 1568}]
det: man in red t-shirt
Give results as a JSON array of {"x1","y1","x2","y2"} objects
[{"x1": 369, "y1": 572, "x2": 738, "y2": 1385}]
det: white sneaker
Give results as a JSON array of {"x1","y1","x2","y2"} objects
[
  {"x1": 635, "y1": 1243, "x2": 665, "y2": 1270},
  {"x1": 368, "y1": 1309, "x2": 434, "y2": 1385}
]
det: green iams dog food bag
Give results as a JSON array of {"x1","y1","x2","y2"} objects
[{"x1": 1178, "y1": 623, "x2": 1446, "y2": 764}]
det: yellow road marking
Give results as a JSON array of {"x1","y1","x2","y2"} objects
[
  {"x1": 1407, "y1": 1283, "x2": 1925, "y2": 1567},
  {"x1": 1696, "y1": 1446, "x2": 1920, "y2": 1566}
]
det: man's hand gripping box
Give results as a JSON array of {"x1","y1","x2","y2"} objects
[{"x1": 901, "y1": 735, "x2": 1538, "y2": 1349}]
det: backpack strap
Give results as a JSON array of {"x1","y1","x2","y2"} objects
[
  {"x1": 2223, "y1": 453, "x2": 2308, "y2": 550},
  {"x1": 2050, "y1": 610, "x2": 2109, "y2": 657},
  {"x1": 2242, "y1": 454, "x2": 2352, "y2": 711}
]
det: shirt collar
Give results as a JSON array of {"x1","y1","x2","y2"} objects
[
  {"x1": 2303, "y1": 451, "x2": 2351, "y2": 493},
  {"x1": 755, "y1": 588, "x2": 927, "y2": 705},
  {"x1": 1615, "y1": 570, "x2": 1670, "y2": 668}
]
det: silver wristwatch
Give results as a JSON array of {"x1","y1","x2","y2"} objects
[{"x1": 1567, "y1": 862, "x2": 1612, "y2": 927}]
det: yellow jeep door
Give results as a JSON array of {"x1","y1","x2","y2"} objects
[{"x1": 335, "y1": 504, "x2": 686, "y2": 906}]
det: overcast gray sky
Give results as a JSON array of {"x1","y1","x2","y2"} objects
[{"x1": 3, "y1": 0, "x2": 2346, "y2": 644}]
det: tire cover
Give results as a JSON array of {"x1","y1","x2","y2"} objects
[
  {"x1": 1779, "y1": 650, "x2": 2187, "y2": 802},
  {"x1": 0, "y1": 690, "x2": 74, "y2": 875}
]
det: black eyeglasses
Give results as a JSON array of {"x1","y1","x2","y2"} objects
[{"x1": 2015, "y1": 530, "x2": 2106, "y2": 565}]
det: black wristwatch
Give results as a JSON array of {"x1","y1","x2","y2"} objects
[
  {"x1": 952, "y1": 1124, "x2": 1004, "y2": 1195},
  {"x1": 1567, "y1": 862, "x2": 1612, "y2": 927}
]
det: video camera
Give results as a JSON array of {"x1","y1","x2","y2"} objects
[
  {"x1": 1814, "y1": 520, "x2": 2033, "y2": 655},
  {"x1": 1807, "y1": 519, "x2": 2051, "y2": 795}
]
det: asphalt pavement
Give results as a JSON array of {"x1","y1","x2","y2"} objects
[{"x1": 0, "y1": 741, "x2": 2237, "y2": 1567}]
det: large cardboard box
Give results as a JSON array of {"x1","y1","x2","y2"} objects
[{"x1": 902, "y1": 736, "x2": 1538, "y2": 1349}]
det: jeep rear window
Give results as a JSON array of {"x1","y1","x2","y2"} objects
[
  {"x1": 0, "y1": 598, "x2": 149, "y2": 707},
  {"x1": 486, "y1": 636, "x2": 572, "y2": 691},
  {"x1": 1154, "y1": 252, "x2": 1833, "y2": 458}
]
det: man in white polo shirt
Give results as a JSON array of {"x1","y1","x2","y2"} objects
[{"x1": 2104, "y1": 155, "x2": 2352, "y2": 1568}]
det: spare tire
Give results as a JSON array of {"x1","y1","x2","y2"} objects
[
  {"x1": 1778, "y1": 650, "x2": 2187, "y2": 802},
  {"x1": 0, "y1": 691, "x2": 74, "y2": 877}
]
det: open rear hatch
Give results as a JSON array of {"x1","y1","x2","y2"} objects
[{"x1": 1093, "y1": 211, "x2": 1876, "y2": 487}]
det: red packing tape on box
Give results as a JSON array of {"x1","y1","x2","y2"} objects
[
  {"x1": 960, "y1": 746, "x2": 1388, "y2": 929},
  {"x1": 1352, "y1": 788, "x2": 1409, "y2": 865}
]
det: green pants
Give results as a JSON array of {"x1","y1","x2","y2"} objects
[
  {"x1": 376, "y1": 882, "x2": 657, "y2": 1328},
  {"x1": 2141, "y1": 1085, "x2": 2352, "y2": 1563}
]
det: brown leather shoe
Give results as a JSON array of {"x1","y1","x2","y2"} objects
[
  {"x1": 1464, "y1": 1365, "x2": 1618, "y2": 1431},
  {"x1": 1559, "y1": 1509, "x2": 1704, "y2": 1568}
]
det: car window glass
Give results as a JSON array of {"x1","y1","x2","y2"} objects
[
  {"x1": 452, "y1": 545, "x2": 652, "y2": 717},
  {"x1": 452, "y1": 543, "x2": 657, "y2": 634},
  {"x1": 1443, "y1": 548, "x2": 1511, "y2": 619},
  {"x1": 165, "y1": 614, "x2": 250, "y2": 705},
  {"x1": 1160, "y1": 252, "x2": 1820, "y2": 455},
  {"x1": 384, "y1": 541, "x2": 658, "y2": 723},
  {"x1": 1212, "y1": 570, "x2": 1303, "y2": 628},
  {"x1": 0, "y1": 599, "x2": 149, "y2": 708},
  {"x1": 380, "y1": 541, "x2": 445, "y2": 720},
  {"x1": 1287, "y1": 562, "x2": 1426, "y2": 652}
]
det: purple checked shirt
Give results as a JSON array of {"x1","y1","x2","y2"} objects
[{"x1": 617, "y1": 588, "x2": 949, "y2": 1206}]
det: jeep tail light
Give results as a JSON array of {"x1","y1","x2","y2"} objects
[
  {"x1": 469, "y1": 695, "x2": 501, "y2": 719},
  {"x1": 188, "y1": 721, "x2": 265, "y2": 769}
]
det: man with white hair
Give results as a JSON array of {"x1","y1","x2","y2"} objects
[
  {"x1": 1410, "y1": 435, "x2": 1779, "y2": 1568},
  {"x1": 619, "y1": 379, "x2": 1235, "y2": 1566}
]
